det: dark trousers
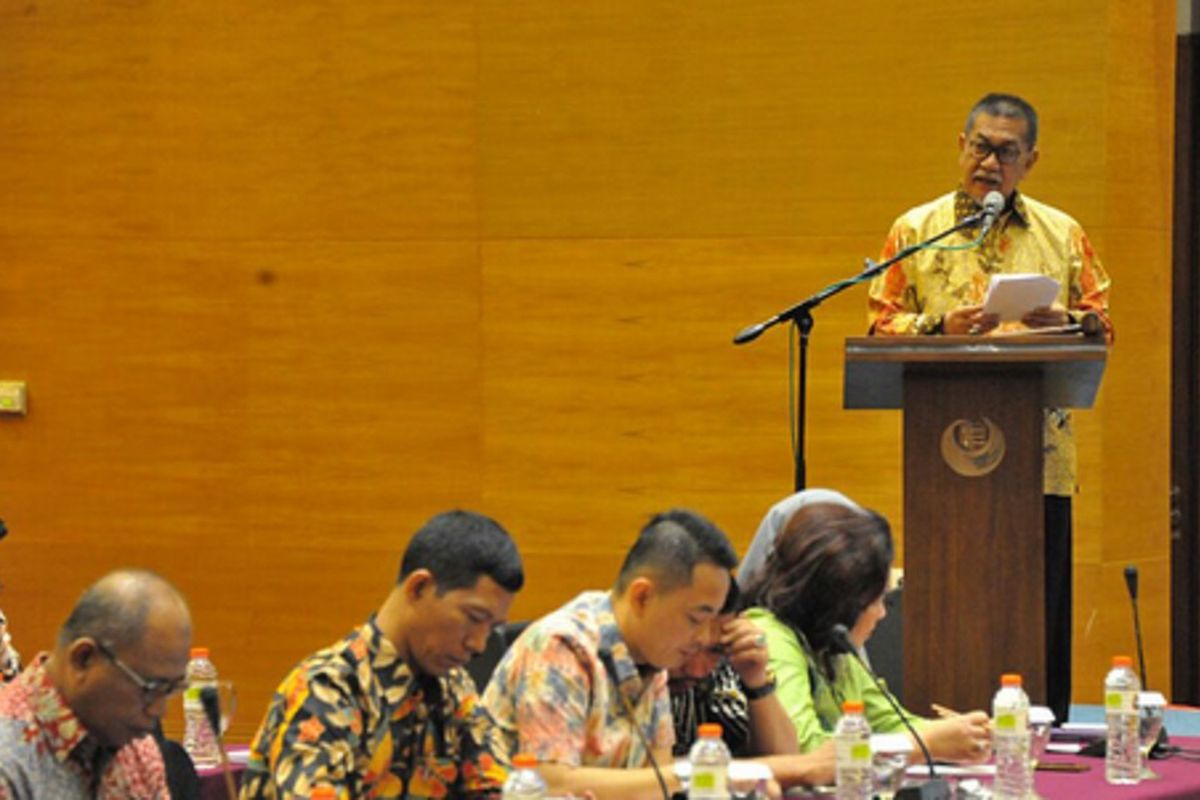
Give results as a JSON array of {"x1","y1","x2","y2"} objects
[{"x1": 1045, "y1": 495, "x2": 1073, "y2": 723}]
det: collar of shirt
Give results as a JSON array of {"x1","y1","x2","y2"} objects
[
  {"x1": 18, "y1": 653, "x2": 105, "y2": 769},
  {"x1": 594, "y1": 592, "x2": 664, "y2": 707},
  {"x1": 358, "y1": 617, "x2": 452, "y2": 714},
  {"x1": 954, "y1": 187, "x2": 1030, "y2": 230}
]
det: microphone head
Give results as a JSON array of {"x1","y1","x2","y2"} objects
[
  {"x1": 0, "y1": 519, "x2": 6, "y2": 541},
  {"x1": 982, "y1": 190, "x2": 1005, "y2": 217},
  {"x1": 829, "y1": 623, "x2": 856, "y2": 654},
  {"x1": 1124, "y1": 565, "x2": 1139, "y2": 600}
]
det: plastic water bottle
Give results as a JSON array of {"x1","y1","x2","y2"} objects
[
  {"x1": 687, "y1": 722, "x2": 731, "y2": 799},
  {"x1": 992, "y1": 673, "x2": 1031, "y2": 799},
  {"x1": 834, "y1": 700, "x2": 872, "y2": 800},
  {"x1": 1105, "y1": 655, "x2": 1142, "y2": 784},
  {"x1": 502, "y1": 753, "x2": 548, "y2": 799},
  {"x1": 182, "y1": 647, "x2": 220, "y2": 767}
]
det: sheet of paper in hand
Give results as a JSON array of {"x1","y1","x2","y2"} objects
[{"x1": 982, "y1": 273, "x2": 1060, "y2": 321}]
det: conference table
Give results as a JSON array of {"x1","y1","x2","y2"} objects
[{"x1": 200, "y1": 741, "x2": 1200, "y2": 800}]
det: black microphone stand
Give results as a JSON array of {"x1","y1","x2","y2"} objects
[{"x1": 732, "y1": 216, "x2": 984, "y2": 491}]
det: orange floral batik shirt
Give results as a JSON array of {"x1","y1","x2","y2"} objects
[
  {"x1": 866, "y1": 189, "x2": 1114, "y2": 496},
  {"x1": 240, "y1": 620, "x2": 505, "y2": 800}
]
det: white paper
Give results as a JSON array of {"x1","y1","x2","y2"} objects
[
  {"x1": 982, "y1": 273, "x2": 1060, "y2": 321},
  {"x1": 905, "y1": 763, "x2": 995, "y2": 778}
]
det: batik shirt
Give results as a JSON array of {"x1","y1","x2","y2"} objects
[
  {"x1": 867, "y1": 189, "x2": 1114, "y2": 496},
  {"x1": 0, "y1": 654, "x2": 169, "y2": 800},
  {"x1": 669, "y1": 661, "x2": 751, "y2": 757},
  {"x1": 481, "y1": 590, "x2": 674, "y2": 768},
  {"x1": 240, "y1": 620, "x2": 505, "y2": 800}
]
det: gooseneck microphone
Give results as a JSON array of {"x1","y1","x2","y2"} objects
[
  {"x1": 830, "y1": 624, "x2": 951, "y2": 800},
  {"x1": 977, "y1": 190, "x2": 1006, "y2": 239},
  {"x1": 1123, "y1": 565, "x2": 1148, "y2": 689},
  {"x1": 600, "y1": 652, "x2": 671, "y2": 800}
]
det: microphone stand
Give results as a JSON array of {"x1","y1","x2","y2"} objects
[
  {"x1": 732, "y1": 215, "x2": 984, "y2": 491},
  {"x1": 831, "y1": 625, "x2": 951, "y2": 800}
]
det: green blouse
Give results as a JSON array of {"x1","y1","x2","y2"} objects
[{"x1": 744, "y1": 607, "x2": 925, "y2": 752}]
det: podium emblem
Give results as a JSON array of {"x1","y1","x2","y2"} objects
[{"x1": 940, "y1": 417, "x2": 1005, "y2": 477}]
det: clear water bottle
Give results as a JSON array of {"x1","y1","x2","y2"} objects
[
  {"x1": 182, "y1": 646, "x2": 220, "y2": 767},
  {"x1": 1105, "y1": 655, "x2": 1142, "y2": 784},
  {"x1": 992, "y1": 673, "x2": 1031, "y2": 799},
  {"x1": 502, "y1": 753, "x2": 547, "y2": 799},
  {"x1": 834, "y1": 700, "x2": 872, "y2": 800},
  {"x1": 687, "y1": 722, "x2": 731, "y2": 799}
]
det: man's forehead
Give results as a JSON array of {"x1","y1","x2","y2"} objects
[{"x1": 969, "y1": 113, "x2": 1028, "y2": 142}]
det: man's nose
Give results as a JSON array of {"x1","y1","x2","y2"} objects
[{"x1": 465, "y1": 624, "x2": 490, "y2": 656}]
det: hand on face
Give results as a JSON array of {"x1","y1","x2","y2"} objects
[{"x1": 719, "y1": 616, "x2": 771, "y2": 688}]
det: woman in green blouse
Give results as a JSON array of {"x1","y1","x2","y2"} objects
[{"x1": 742, "y1": 500, "x2": 991, "y2": 762}]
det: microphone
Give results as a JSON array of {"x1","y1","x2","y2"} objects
[
  {"x1": 977, "y1": 191, "x2": 1005, "y2": 239},
  {"x1": 830, "y1": 624, "x2": 950, "y2": 800},
  {"x1": 600, "y1": 652, "x2": 671, "y2": 800},
  {"x1": 0, "y1": 519, "x2": 7, "y2": 541}
]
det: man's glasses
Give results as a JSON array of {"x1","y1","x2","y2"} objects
[
  {"x1": 95, "y1": 640, "x2": 187, "y2": 704},
  {"x1": 966, "y1": 137, "x2": 1024, "y2": 165}
]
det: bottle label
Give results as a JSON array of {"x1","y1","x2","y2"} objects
[
  {"x1": 691, "y1": 767, "x2": 726, "y2": 793},
  {"x1": 1105, "y1": 690, "x2": 1136, "y2": 713},
  {"x1": 836, "y1": 739, "x2": 872, "y2": 764},
  {"x1": 183, "y1": 685, "x2": 203, "y2": 711},
  {"x1": 995, "y1": 709, "x2": 1028, "y2": 734}
]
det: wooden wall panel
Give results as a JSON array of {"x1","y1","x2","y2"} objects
[
  {"x1": 0, "y1": 0, "x2": 1176, "y2": 742},
  {"x1": 0, "y1": 1, "x2": 478, "y2": 240}
]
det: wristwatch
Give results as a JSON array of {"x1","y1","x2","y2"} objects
[{"x1": 742, "y1": 672, "x2": 777, "y2": 701}]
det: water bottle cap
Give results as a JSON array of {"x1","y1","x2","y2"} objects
[
  {"x1": 697, "y1": 723, "x2": 723, "y2": 738},
  {"x1": 1112, "y1": 655, "x2": 1133, "y2": 668},
  {"x1": 189, "y1": 647, "x2": 209, "y2": 659},
  {"x1": 309, "y1": 788, "x2": 337, "y2": 800},
  {"x1": 512, "y1": 753, "x2": 538, "y2": 768},
  {"x1": 1001, "y1": 673, "x2": 1023, "y2": 686},
  {"x1": 842, "y1": 700, "x2": 864, "y2": 714}
]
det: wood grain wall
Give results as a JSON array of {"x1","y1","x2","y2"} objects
[{"x1": 0, "y1": 1, "x2": 1175, "y2": 739}]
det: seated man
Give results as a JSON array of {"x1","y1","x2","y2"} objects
[
  {"x1": 482, "y1": 509, "x2": 736, "y2": 800},
  {"x1": 0, "y1": 569, "x2": 193, "y2": 799},
  {"x1": 669, "y1": 580, "x2": 835, "y2": 788},
  {"x1": 240, "y1": 510, "x2": 523, "y2": 799}
]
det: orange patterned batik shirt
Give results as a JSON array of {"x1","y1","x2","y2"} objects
[
  {"x1": 866, "y1": 189, "x2": 1114, "y2": 496},
  {"x1": 240, "y1": 620, "x2": 505, "y2": 800}
]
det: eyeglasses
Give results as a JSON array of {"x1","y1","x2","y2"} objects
[
  {"x1": 966, "y1": 137, "x2": 1024, "y2": 165},
  {"x1": 95, "y1": 640, "x2": 187, "y2": 704}
]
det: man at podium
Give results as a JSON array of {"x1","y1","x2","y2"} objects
[{"x1": 865, "y1": 92, "x2": 1114, "y2": 723}]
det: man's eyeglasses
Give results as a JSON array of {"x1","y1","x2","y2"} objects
[
  {"x1": 966, "y1": 137, "x2": 1024, "y2": 166},
  {"x1": 95, "y1": 640, "x2": 187, "y2": 704}
]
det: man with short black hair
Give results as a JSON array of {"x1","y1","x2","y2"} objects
[
  {"x1": 241, "y1": 510, "x2": 524, "y2": 799},
  {"x1": 482, "y1": 509, "x2": 739, "y2": 800},
  {"x1": 0, "y1": 569, "x2": 193, "y2": 799},
  {"x1": 867, "y1": 92, "x2": 1114, "y2": 722}
]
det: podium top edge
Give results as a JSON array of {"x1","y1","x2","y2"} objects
[{"x1": 844, "y1": 335, "x2": 1108, "y2": 362}]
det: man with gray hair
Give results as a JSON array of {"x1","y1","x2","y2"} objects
[
  {"x1": 867, "y1": 92, "x2": 1114, "y2": 722},
  {"x1": 0, "y1": 569, "x2": 192, "y2": 799}
]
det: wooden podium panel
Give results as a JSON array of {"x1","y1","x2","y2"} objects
[{"x1": 844, "y1": 336, "x2": 1107, "y2": 712}]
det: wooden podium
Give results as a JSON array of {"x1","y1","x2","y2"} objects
[{"x1": 843, "y1": 335, "x2": 1107, "y2": 713}]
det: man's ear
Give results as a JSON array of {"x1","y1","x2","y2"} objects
[
  {"x1": 64, "y1": 638, "x2": 100, "y2": 677},
  {"x1": 627, "y1": 576, "x2": 655, "y2": 614},
  {"x1": 401, "y1": 569, "x2": 437, "y2": 602}
]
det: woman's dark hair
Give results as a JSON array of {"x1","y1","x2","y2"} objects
[{"x1": 742, "y1": 502, "x2": 893, "y2": 679}]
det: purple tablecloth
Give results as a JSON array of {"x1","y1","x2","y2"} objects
[{"x1": 1033, "y1": 736, "x2": 1200, "y2": 799}]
